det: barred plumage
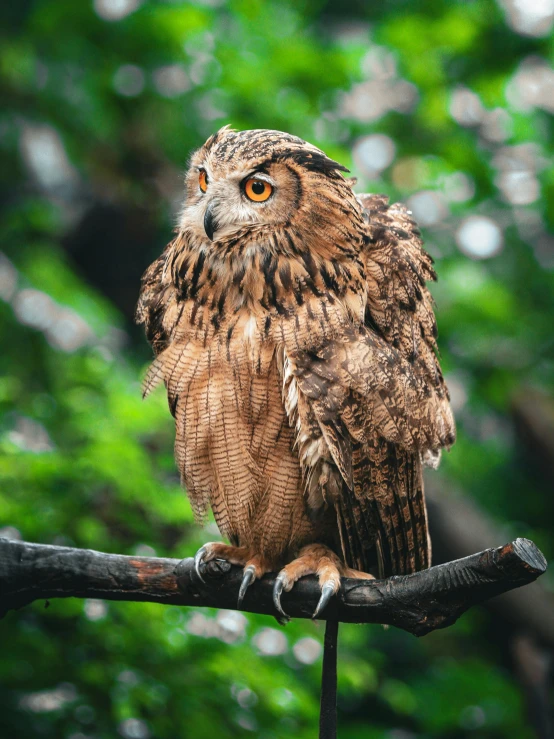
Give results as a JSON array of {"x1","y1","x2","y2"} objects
[{"x1": 136, "y1": 127, "x2": 455, "y2": 611}]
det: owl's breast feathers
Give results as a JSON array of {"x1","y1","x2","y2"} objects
[{"x1": 136, "y1": 193, "x2": 455, "y2": 576}]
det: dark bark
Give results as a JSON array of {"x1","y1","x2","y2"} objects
[{"x1": 0, "y1": 537, "x2": 546, "y2": 635}]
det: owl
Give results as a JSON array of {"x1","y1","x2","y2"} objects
[{"x1": 136, "y1": 127, "x2": 455, "y2": 619}]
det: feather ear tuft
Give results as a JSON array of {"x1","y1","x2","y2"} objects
[{"x1": 286, "y1": 148, "x2": 350, "y2": 175}]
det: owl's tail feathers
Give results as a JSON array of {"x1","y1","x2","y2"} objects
[
  {"x1": 336, "y1": 442, "x2": 430, "y2": 578},
  {"x1": 373, "y1": 449, "x2": 431, "y2": 577}
]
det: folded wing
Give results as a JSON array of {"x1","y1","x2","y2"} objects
[{"x1": 291, "y1": 194, "x2": 455, "y2": 576}]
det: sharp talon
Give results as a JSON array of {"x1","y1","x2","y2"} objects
[
  {"x1": 272, "y1": 574, "x2": 289, "y2": 620},
  {"x1": 194, "y1": 546, "x2": 207, "y2": 583},
  {"x1": 312, "y1": 582, "x2": 336, "y2": 620},
  {"x1": 237, "y1": 565, "x2": 256, "y2": 607},
  {"x1": 274, "y1": 613, "x2": 290, "y2": 626}
]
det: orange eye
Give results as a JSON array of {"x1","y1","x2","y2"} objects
[
  {"x1": 244, "y1": 178, "x2": 273, "y2": 202},
  {"x1": 199, "y1": 170, "x2": 208, "y2": 193}
]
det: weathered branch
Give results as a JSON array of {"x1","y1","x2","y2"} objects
[{"x1": 0, "y1": 537, "x2": 546, "y2": 637}]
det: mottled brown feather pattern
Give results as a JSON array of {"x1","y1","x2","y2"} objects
[{"x1": 136, "y1": 128, "x2": 455, "y2": 577}]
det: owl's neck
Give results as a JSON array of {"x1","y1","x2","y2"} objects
[{"x1": 168, "y1": 225, "x2": 365, "y2": 321}]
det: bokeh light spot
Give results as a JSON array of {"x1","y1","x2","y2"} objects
[
  {"x1": 84, "y1": 599, "x2": 108, "y2": 621},
  {"x1": 118, "y1": 718, "x2": 150, "y2": 739},
  {"x1": 498, "y1": 0, "x2": 554, "y2": 37},
  {"x1": 353, "y1": 134, "x2": 396, "y2": 179},
  {"x1": 113, "y1": 65, "x2": 145, "y2": 97},
  {"x1": 293, "y1": 636, "x2": 322, "y2": 665},
  {"x1": 252, "y1": 627, "x2": 288, "y2": 656},
  {"x1": 407, "y1": 191, "x2": 448, "y2": 228},
  {"x1": 153, "y1": 65, "x2": 191, "y2": 98},
  {"x1": 456, "y1": 216, "x2": 503, "y2": 259},
  {"x1": 94, "y1": 0, "x2": 141, "y2": 22}
]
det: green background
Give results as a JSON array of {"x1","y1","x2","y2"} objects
[{"x1": 1, "y1": 0, "x2": 553, "y2": 737}]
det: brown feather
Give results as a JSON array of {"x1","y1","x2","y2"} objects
[{"x1": 136, "y1": 128, "x2": 455, "y2": 579}]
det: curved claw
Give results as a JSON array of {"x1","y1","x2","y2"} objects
[
  {"x1": 194, "y1": 546, "x2": 207, "y2": 583},
  {"x1": 237, "y1": 565, "x2": 256, "y2": 607},
  {"x1": 312, "y1": 582, "x2": 336, "y2": 620},
  {"x1": 272, "y1": 574, "x2": 289, "y2": 620}
]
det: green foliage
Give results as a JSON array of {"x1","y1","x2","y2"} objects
[{"x1": 1, "y1": 0, "x2": 553, "y2": 737}]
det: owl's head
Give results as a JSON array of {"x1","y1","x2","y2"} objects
[{"x1": 180, "y1": 127, "x2": 356, "y2": 245}]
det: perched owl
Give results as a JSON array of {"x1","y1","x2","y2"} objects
[{"x1": 136, "y1": 127, "x2": 455, "y2": 618}]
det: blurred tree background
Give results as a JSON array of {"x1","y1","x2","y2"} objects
[{"x1": 1, "y1": 0, "x2": 553, "y2": 737}]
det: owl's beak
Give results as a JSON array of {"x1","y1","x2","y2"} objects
[{"x1": 204, "y1": 203, "x2": 218, "y2": 241}]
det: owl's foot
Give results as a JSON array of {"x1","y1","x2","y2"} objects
[
  {"x1": 272, "y1": 543, "x2": 374, "y2": 620},
  {"x1": 194, "y1": 542, "x2": 249, "y2": 582},
  {"x1": 193, "y1": 542, "x2": 269, "y2": 607}
]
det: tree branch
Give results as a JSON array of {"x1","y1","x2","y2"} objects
[{"x1": 0, "y1": 537, "x2": 546, "y2": 637}]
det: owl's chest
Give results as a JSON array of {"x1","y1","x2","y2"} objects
[{"x1": 174, "y1": 321, "x2": 287, "y2": 450}]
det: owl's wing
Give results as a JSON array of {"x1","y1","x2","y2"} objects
[
  {"x1": 136, "y1": 239, "x2": 194, "y2": 399},
  {"x1": 135, "y1": 242, "x2": 177, "y2": 357},
  {"x1": 291, "y1": 194, "x2": 455, "y2": 576},
  {"x1": 360, "y1": 192, "x2": 448, "y2": 436}
]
